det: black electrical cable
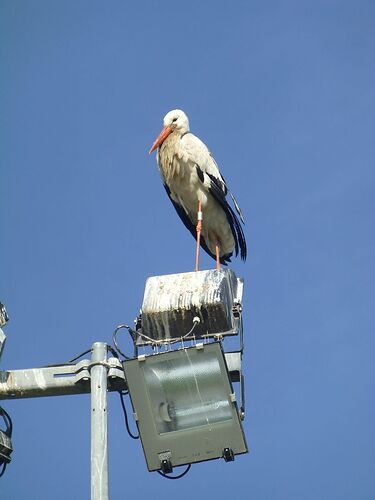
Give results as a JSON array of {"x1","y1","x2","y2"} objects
[
  {"x1": 157, "y1": 463, "x2": 192, "y2": 479},
  {"x1": 112, "y1": 318, "x2": 200, "y2": 361},
  {"x1": 0, "y1": 463, "x2": 7, "y2": 478},
  {"x1": 68, "y1": 348, "x2": 92, "y2": 363},
  {"x1": 106, "y1": 345, "x2": 119, "y2": 359},
  {"x1": 45, "y1": 345, "x2": 119, "y2": 369},
  {"x1": 112, "y1": 324, "x2": 135, "y2": 360},
  {"x1": 0, "y1": 406, "x2": 13, "y2": 479},
  {"x1": 118, "y1": 391, "x2": 139, "y2": 440},
  {"x1": 43, "y1": 347, "x2": 93, "y2": 368},
  {"x1": 0, "y1": 407, "x2": 13, "y2": 437}
]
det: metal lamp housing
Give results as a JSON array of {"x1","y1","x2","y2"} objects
[
  {"x1": 123, "y1": 342, "x2": 247, "y2": 471},
  {"x1": 0, "y1": 430, "x2": 12, "y2": 465},
  {"x1": 138, "y1": 269, "x2": 243, "y2": 344}
]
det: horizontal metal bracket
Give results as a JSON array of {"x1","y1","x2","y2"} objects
[{"x1": 0, "y1": 357, "x2": 126, "y2": 400}]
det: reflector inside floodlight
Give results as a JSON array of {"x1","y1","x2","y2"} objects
[
  {"x1": 143, "y1": 350, "x2": 232, "y2": 434},
  {"x1": 123, "y1": 343, "x2": 247, "y2": 472}
]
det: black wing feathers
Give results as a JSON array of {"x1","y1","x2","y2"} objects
[
  {"x1": 220, "y1": 174, "x2": 245, "y2": 224},
  {"x1": 206, "y1": 173, "x2": 247, "y2": 261},
  {"x1": 196, "y1": 165, "x2": 204, "y2": 183}
]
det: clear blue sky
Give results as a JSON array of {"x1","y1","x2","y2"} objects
[{"x1": 1, "y1": 1, "x2": 374, "y2": 499}]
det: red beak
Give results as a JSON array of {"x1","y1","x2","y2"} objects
[{"x1": 149, "y1": 126, "x2": 173, "y2": 154}]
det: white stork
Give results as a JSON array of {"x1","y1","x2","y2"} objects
[{"x1": 149, "y1": 109, "x2": 247, "y2": 271}]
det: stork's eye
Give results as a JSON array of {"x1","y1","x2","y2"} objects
[{"x1": 172, "y1": 117, "x2": 178, "y2": 123}]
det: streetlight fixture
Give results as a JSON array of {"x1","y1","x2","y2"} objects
[
  {"x1": 122, "y1": 268, "x2": 248, "y2": 474},
  {"x1": 123, "y1": 342, "x2": 247, "y2": 473}
]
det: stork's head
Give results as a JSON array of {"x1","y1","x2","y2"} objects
[
  {"x1": 149, "y1": 109, "x2": 190, "y2": 154},
  {"x1": 163, "y1": 109, "x2": 190, "y2": 132}
]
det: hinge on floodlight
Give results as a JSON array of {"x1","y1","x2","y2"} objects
[
  {"x1": 222, "y1": 447, "x2": 235, "y2": 462},
  {"x1": 158, "y1": 451, "x2": 173, "y2": 473},
  {"x1": 160, "y1": 459, "x2": 173, "y2": 474},
  {"x1": 224, "y1": 351, "x2": 245, "y2": 420}
]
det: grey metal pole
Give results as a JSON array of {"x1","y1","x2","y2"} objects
[{"x1": 91, "y1": 342, "x2": 109, "y2": 500}]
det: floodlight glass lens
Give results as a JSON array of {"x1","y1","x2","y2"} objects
[{"x1": 142, "y1": 350, "x2": 232, "y2": 434}]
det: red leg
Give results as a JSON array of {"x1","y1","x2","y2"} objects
[
  {"x1": 195, "y1": 200, "x2": 202, "y2": 272},
  {"x1": 215, "y1": 240, "x2": 221, "y2": 270}
]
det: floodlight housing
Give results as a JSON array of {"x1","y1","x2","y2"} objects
[
  {"x1": 123, "y1": 342, "x2": 248, "y2": 472},
  {"x1": 0, "y1": 431, "x2": 12, "y2": 465},
  {"x1": 0, "y1": 407, "x2": 13, "y2": 467},
  {"x1": 138, "y1": 269, "x2": 243, "y2": 344}
]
